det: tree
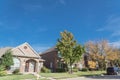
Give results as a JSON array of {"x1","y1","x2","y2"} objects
[
  {"x1": 56, "y1": 30, "x2": 85, "y2": 73},
  {"x1": 1, "y1": 50, "x2": 13, "y2": 70},
  {"x1": 85, "y1": 40, "x2": 119, "y2": 70}
]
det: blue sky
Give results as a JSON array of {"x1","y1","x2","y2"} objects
[{"x1": 0, "y1": 0, "x2": 120, "y2": 52}]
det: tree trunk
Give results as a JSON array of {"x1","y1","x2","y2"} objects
[
  {"x1": 68, "y1": 65, "x2": 73, "y2": 74},
  {"x1": 68, "y1": 59, "x2": 73, "y2": 74}
]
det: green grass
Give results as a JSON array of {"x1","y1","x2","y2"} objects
[
  {"x1": 0, "y1": 74, "x2": 49, "y2": 80},
  {"x1": 0, "y1": 71, "x2": 105, "y2": 80},
  {"x1": 75, "y1": 71, "x2": 105, "y2": 76},
  {"x1": 40, "y1": 71, "x2": 105, "y2": 79}
]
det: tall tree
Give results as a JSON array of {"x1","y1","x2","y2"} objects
[
  {"x1": 56, "y1": 30, "x2": 85, "y2": 73},
  {"x1": 1, "y1": 50, "x2": 13, "y2": 70},
  {"x1": 85, "y1": 40, "x2": 119, "y2": 70}
]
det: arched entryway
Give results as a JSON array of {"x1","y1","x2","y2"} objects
[{"x1": 25, "y1": 59, "x2": 36, "y2": 72}]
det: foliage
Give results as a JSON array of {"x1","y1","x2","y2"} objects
[
  {"x1": 88, "y1": 61, "x2": 96, "y2": 69},
  {"x1": 81, "y1": 68, "x2": 88, "y2": 72},
  {"x1": 1, "y1": 50, "x2": 13, "y2": 69},
  {"x1": 72, "y1": 67, "x2": 78, "y2": 72},
  {"x1": 41, "y1": 66, "x2": 51, "y2": 73},
  {"x1": 56, "y1": 68, "x2": 66, "y2": 72},
  {"x1": 0, "y1": 71, "x2": 7, "y2": 76},
  {"x1": 56, "y1": 30, "x2": 85, "y2": 73},
  {"x1": 12, "y1": 69, "x2": 20, "y2": 74},
  {"x1": 0, "y1": 65, "x2": 7, "y2": 76},
  {"x1": 85, "y1": 40, "x2": 120, "y2": 70},
  {"x1": 0, "y1": 65, "x2": 5, "y2": 71}
]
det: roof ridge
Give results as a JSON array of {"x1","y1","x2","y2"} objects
[{"x1": 40, "y1": 46, "x2": 57, "y2": 55}]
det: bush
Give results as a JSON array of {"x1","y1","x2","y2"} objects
[
  {"x1": 41, "y1": 66, "x2": 51, "y2": 73},
  {"x1": 12, "y1": 69, "x2": 20, "y2": 74},
  {"x1": 56, "y1": 68, "x2": 66, "y2": 72},
  {"x1": 0, "y1": 65, "x2": 5, "y2": 71},
  {"x1": 0, "y1": 65, "x2": 7, "y2": 76},
  {"x1": 72, "y1": 68, "x2": 78, "y2": 72},
  {"x1": 0, "y1": 71, "x2": 7, "y2": 76},
  {"x1": 81, "y1": 68, "x2": 88, "y2": 72}
]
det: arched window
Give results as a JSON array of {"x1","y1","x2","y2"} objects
[{"x1": 10, "y1": 57, "x2": 20, "y2": 71}]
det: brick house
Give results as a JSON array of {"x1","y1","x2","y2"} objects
[
  {"x1": 40, "y1": 47, "x2": 67, "y2": 72},
  {"x1": 0, "y1": 42, "x2": 44, "y2": 74},
  {"x1": 40, "y1": 47, "x2": 87, "y2": 72}
]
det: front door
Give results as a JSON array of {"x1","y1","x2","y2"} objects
[
  {"x1": 25, "y1": 60, "x2": 36, "y2": 72},
  {"x1": 25, "y1": 62, "x2": 29, "y2": 72},
  {"x1": 29, "y1": 60, "x2": 36, "y2": 72}
]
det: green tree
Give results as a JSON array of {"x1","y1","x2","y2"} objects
[
  {"x1": 1, "y1": 50, "x2": 13, "y2": 70},
  {"x1": 56, "y1": 30, "x2": 85, "y2": 73}
]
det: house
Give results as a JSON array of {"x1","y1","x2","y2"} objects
[
  {"x1": 40, "y1": 47, "x2": 67, "y2": 72},
  {"x1": 0, "y1": 42, "x2": 44, "y2": 74},
  {"x1": 40, "y1": 47, "x2": 87, "y2": 72}
]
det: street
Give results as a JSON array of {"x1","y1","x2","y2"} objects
[{"x1": 65, "y1": 75, "x2": 120, "y2": 80}]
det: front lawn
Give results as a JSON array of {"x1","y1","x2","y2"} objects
[
  {"x1": 0, "y1": 74, "x2": 49, "y2": 80},
  {"x1": 0, "y1": 71, "x2": 105, "y2": 80},
  {"x1": 40, "y1": 71, "x2": 105, "y2": 79}
]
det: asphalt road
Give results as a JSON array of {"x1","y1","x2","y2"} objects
[{"x1": 65, "y1": 75, "x2": 120, "y2": 80}]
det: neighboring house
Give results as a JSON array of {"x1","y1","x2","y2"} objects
[
  {"x1": 40, "y1": 47, "x2": 87, "y2": 72},
  {"x1": 0, "y1": 42, "x2": 44, "y2": 74},
  {"x1": 40, "y1": 47, "x2": 67, "y2": 72}
]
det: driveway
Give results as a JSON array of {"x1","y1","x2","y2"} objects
[{"x1": 64, "y1": 75, "x2": 120, "y2": 80}]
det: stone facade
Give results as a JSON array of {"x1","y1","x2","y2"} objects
[{"x1": 0, "y1": 42, "x2": 44, "y2": 74}]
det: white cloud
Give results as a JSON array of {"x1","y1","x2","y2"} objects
[
  {"x1": 97, "y1": 16, "x2": 120, "y2": 37},
  {"x1": 109, "y1": 41, "x2": 120, "y2": 48}
]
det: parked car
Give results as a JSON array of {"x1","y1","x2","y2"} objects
[{"x1": 107, "y1": 67, "x2": 120, "y2": 75}]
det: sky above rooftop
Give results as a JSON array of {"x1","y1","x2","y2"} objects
[{"x1": 0, "y1": 0, "x2": 120, "y2": 52}]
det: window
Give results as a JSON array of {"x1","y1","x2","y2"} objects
[
  {"x1": 50, "y1": 62, "x2": 53, "y2": 68},
  {"x1": 10, "y1": 57, "x2": 20, "y2": 71},
  {"x1": 24, "y1": 46, "x2": 27, "y2": 49},
  {"x1": 58, "y1": 51, "x2": 62, "y2": 58}
]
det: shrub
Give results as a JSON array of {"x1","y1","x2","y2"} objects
[
  {"x1": 81, "y1": 68, "x2": 88, "y2": 72},
  {"x1": 72, "y1": 68, "x2": 78, "y2": 72},
  {"x1": 56, "y1": 68, "x2": 66, "y2": 72},
  {"x1": 0, "y1": 71, "x2": 7, "y2": 76},
  {"x1": 0, "y1": 65, "x2": 7, "y2": 76},
  {"x1": 0, "y1": 65, "x2": 5, "y2": 71},
  {"x1": 41, "y1": 66, "x2": 51, "y2": 73},
  {"x1": 12, "y1": 69, "x2": 20, "y2": 74},
  {"x1": 1, "y1": 50, "x2": 13, "y2": 70}
]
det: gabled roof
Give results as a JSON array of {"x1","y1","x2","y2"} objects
[
  {"x1": 0, "y1": 47, "x2": 12, "y2": 58},
  {"x1": 0, "y1": 42, "x2": 44, "y2": 61},
  {"x1": 11, "y1": 42, "x2": 40, "y2": 58},
  {"x1": 40, "y1": 46, "x2": 57, "y2": 55}
]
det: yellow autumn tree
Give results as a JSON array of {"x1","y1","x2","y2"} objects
[{"x1": 85, "y1": 40, "x2": 118, "y2": 70}]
